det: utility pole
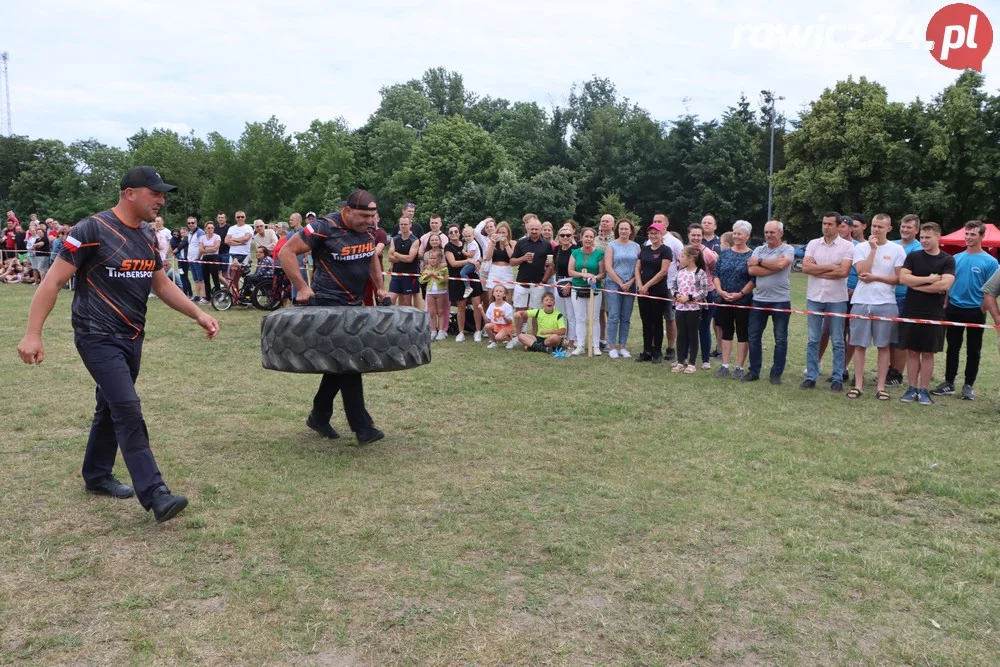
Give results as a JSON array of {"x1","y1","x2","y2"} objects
[
  {"x1": 0, "y1": 52, "x2": 11, "y2": 136},
  {"x1": 762, "y1": 90, "x2": 784, "y2": 222},
  {"x1": 404, "y1": 123, "x2": 425, "y2": 141}
]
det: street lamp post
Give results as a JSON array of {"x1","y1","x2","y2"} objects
[
  {"x1": 764, "y1": 92, "x2": 784, "y2": 222},
  {"x1": 404, "y1": 123, "x2": 424, "y2": 141}
]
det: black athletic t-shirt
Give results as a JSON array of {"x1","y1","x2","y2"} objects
[
  {"x1": 391, "y1": 233, "x2": 419, "y2": 274},
  {"x1": 216, "y1": 223, "x2": 230, "y2": 254},
  {"x1": 445, "y1": 242, "x2": 467, "y2": 280},
  {"x1": 553, "y1": 243, "x2": 579, "y2": 281},
  {"x1": 512, "y1": 237, "x2": 552, "y2": 283},
  {"x1": 14, "y1": 230, "x2": 26, "y2": 252},
  {"x1": 902, "y1": 250, "x2": 955, "y2": 318},
  {"x1": 59, "y1": 209, "x2": 163, "y2": 340},
  {"x1": 301, "y1": 212, "x2": 375, "y2": 306},
  {"x1": 638, "y1": 243, "x2": 673, "y2": 295},
  {"x1": 32, "y1": 234, "x2": 51, "y2": 257}
]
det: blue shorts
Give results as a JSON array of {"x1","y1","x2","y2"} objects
[
  {"x1": 389, "y1": 275, "x2": 419, "y2": 295},
  {"x1": 189, "y1": 261, "x2": 204, "y2": 282}
]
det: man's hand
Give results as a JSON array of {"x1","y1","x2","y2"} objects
[
  {"x1": 17, "y1": 334, "x2": 44, "y2": 365},
  {"x1": 376, "y1": 289, "x2": 388, "y2": 303},
  {"x1": 296, "y1": 285, "x2": 315, "y2": 304},
  {"x1": 859, "y1": 272, "x2": 875, "y2": 283},
  {"x1": 196, "y1": 313, "x2": 220, "y2": 340}
]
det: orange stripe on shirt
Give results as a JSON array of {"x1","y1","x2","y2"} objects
[
  {"x1": 318, "y1": 258, "x2": 355, "y2": 301},
  {"x1": 86, "y1": 277, "x2": 143, "y2": 340}
]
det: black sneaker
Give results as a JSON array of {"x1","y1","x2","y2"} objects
[
  {"x1": 769, "y1": 375, "x2": 783, "y2": 385},
  {"x1": 930, "y1": 381, "x2": 955, "y2": 396},
  {"x1": 651, "y1": 352, "x2": 663, "y2": 364},
  {"x1": 885, "y1": 369, "x2": 903, "y2": 387},
  {"x1": 961, "y1": 384, "x2": 975, "y2": 401},
  {"x1": 635, "y1": 352, "x2": 652, "y2": 363},
  {"x1": 150, "y1": 486, "x2": 188, "y2": 524},
  {"x1": 731, "y1": 367, "x2": 745, "y2": 380},
  {"x1": 831, "y1": 380, "x2": 844, "y2": 392},
  {"x1": 714, "y1": 366, "x2": 730, "y2": 378},
  {"x1": 741, "y1": 372, "x2": 759, "y2": 382},
  {"x1": 85, "y1": 474, "x2": 135, "y2": 499},
  {"x1": 356, "y1": 427, "x2": 385, "y2": 446},
  {"x1": 664, "y1": 348, "x2": 676, "y2": 361},
  {"x1": 799, "y1": 379, "x2": 816, "y2": 389},
  {"x1": 306, "y1": 414, "x2": 340, "y2": 439},
  {"x1": 710, "y1": 349, "x2": 721, "y2": 358}
]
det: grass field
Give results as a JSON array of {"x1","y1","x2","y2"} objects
[{"x1": 2, "y1": 275, "x2": 1000, "y2": 666}]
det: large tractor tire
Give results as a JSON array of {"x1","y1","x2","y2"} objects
[{"x1": 261, "y1": 306, "x2": 431, "y2": 374}]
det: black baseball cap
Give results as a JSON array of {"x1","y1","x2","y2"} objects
[
  {"x1": 120, "y1": 166, "x2": 177, "y2": 192},
  {"x1": 838, "y1": 215, "x2": 853, "y2": 225},
  {"x1": 850, "y1": 213, "x2": 866, "y2": 225},
  {"x1": 340, "y1": 190, "x2": 377, "y2": 211}
]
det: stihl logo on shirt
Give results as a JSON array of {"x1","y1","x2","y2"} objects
[
  {"x1": 338, "y1": 242, "x2": 375, "y2": 260},
  {"x1": 106, "y1": 259, "x2": 157, "y2": 278}
]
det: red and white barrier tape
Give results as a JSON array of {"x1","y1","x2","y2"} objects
[{"x1": 379, "y1": 270, "x2": 1000, "y2": 331}]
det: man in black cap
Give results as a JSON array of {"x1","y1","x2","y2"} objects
[
  {"x1": 278, "y1": 190, "x2": 388, "y2": 445},
  {"x1": 17, "y1": 166, "x2": 220, "y2": 524}
]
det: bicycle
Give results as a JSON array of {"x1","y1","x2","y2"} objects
[
  {"x1": 210, "y1": 260, "x2": 254, "y2": 311},
  {"x1": 249, "y1": 268, "x2": 291, "y2": 311}
]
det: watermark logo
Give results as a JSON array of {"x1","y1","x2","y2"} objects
[{"x1": 926, "y1": 3, "x2": 993, "y2": 71}]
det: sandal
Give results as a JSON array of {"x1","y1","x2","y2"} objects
[
  {"x1": 671, "y1": 363, "x2": 684, "y2": 373},
  {"x1": 684, "y1": 365, "x2": 696, "y2": 374},
  {"x1": 876, "y1": 389, "x2": 891, "y2": 401},
  {"x1": 846, "y1": 388, "x2": 863, "y2": 399}
]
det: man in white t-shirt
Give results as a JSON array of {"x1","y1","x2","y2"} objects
[
  {"x1": 225, "y1": 210, "x2": 252, "y2": 265},
  {"x1": 153, "y1": 216, "x2": 171, "y2": 262},
  {"x1": 185, "y1": 216, "x2": 206, "y2": 303},
  {"x1": 650, "y1": 213, "x2": 684, "y2": 360},
  {"x1": 847, "y1": 213, "x2": 906, "y2": 400}
]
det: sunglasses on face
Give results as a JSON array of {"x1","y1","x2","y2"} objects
[{"x1": 558, "y1": 233, "x2": 572, "y2": 238}]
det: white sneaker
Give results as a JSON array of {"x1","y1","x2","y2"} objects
[
  {"x1": 455, "y1": 333, "x2": 465, "y2": 342},
  {"x1": 486, "y1": 342, "x2": 497, "y2": 349},
  {"x1": 473, "y1": 331, "x2": 482, "y2": 342},
  {"x1": 571, "y1": 346, "x2": 584, "y2": 356},
  {"x1": 608, "y1": 349, "x2": 619, "y2": 359},
  {"x1": 701, "y1": 362, "x2": 711, "y2": 370},
  {"x1": 435, "y1": 331, "x2": 447, "y2": 341},
  {"x1": 619, "y1": 349, "x2": 632, "y2": 359},
  {"x1": 505, "y1": 339, "x2": 518, "y2": 350},
  {"x1": 593, "y1": 347, "x2": 602, "y2": 357}
]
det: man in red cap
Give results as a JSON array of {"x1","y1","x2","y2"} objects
[{"x1": 279, "y1": 190, "x2": 388, "y2": 446}]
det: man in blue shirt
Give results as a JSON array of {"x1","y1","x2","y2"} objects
[
  {"x1": 931, "y1": 220, "x2": 999, "y2": 401},
  {"x1": 888, "y1": 214, "x2": 923, "y2": 386}
]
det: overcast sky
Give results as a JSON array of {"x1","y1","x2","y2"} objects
[{"x1": 3, "y1": 0, "x2": 995, "y2": 146}]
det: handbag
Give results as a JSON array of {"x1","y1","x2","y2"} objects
[{"x1": 574, "y1": 287, "x2": 592, "y2": 298}]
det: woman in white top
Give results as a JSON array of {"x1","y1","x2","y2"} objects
[{"x1": 199, "y1": 222, "x2": 223, "y2": 298}]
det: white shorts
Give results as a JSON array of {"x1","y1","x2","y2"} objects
[
  {"x1": 513, "y1": 283, "x2": 547, "y2": 309},
  {"x1": 487, "y1": 264, "x2": 515, "y2": 290}
]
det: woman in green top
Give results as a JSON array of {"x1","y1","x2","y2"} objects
[{"x1": 567, "y1": 227, "x2": 606, "y2": 356}]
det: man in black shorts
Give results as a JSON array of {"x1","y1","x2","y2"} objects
[
  {"x1": 17, "y1": 166, "x2": 220, "y2": 523},
  {"x1": 897, "y1": 222, "x2": 955, "y2": 405},
  {"x1": 278, "y1": 190, "x2": 387, "y2": 446},
  {"x1": 387, "y1": 217, "x2": 420, "y2": 306}
]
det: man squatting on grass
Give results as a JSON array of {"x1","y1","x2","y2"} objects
[{"x1": 17, "y1": 167, "x2": 220, "y2": 524}]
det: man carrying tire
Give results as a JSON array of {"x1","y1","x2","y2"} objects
[
  {"x1": 278, "y1": 190, "x2": 388, "y2": 446},
  {"x1": 17, "y1": 167, "x2": 220, "y2": 524}
]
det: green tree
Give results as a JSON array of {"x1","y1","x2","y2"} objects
[
  {"x1": 129, "y1": 128, "x2": 211, "y2": 223},
  {"x1": 390, "y1": 115, "x2": 510, "y2": 215},
  {"x1": 421, "y1": 67, "x2": 474, "y2": 117},
  {"x1": 772, "y1": 76, "x2": 915, "y2": 237},
  {"x1": 909, "y1": 71, "x2": 1000, "y2": 229},
  {"x1": 293, "y1": 118, "x2": 360, "y2": 215},
  {"x1": 690, "y1": 110, "x2": 767, "y2": 227}
]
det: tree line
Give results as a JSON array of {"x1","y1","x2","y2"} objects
[{"x1": 1, "y1": 67, "x2": 996, "y2": 241}]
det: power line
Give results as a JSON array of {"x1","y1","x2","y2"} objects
[{"x1": 0, "y1": 51, "x2": 10, "y2": 136}]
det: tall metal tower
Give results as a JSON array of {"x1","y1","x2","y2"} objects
[{"x1": 0, "y1": 52, "x2": 11, "y2": 136}]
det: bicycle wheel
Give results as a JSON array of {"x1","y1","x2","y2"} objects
[
  {"x1": 251, "y1": 283, "x2": 281, "y2": 311},
  {"x1": 211, "y1": 287, "x2": 233, "y2": 311}
]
